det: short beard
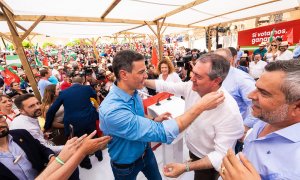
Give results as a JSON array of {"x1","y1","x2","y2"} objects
[
  {"x1": 260, "y1": 104, "x2": 289, "y2": 124},
  {"x1": 0, "y1": 126, "x2": 9, "y2": 138}
]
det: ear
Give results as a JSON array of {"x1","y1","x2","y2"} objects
[
  {"x1": 291, "y1": 99, "x2": 300, "y2": 118},
  {"x1": 213, "y1": 77, "x2": 223, "y2": 87},
  {"x1": 119, "y1": 70, "x2": 128, "y2": 81}
]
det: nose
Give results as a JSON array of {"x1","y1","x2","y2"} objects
[{"x1": 248, "y1": 89, "x2": 258, "y2": 100}]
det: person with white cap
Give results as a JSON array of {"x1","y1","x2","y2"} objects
[{"x1": 275, "y1": 41, "x2": 293, "y2": 61}]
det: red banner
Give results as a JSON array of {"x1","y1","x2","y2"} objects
[{"x1": 238, "y1": 19, "x2": 300, "y2": 46}]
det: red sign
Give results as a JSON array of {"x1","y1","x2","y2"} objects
[{"x1": 238, "y1": 19, "x2": 300, "y2": 46}]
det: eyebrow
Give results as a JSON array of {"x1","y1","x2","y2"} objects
[{"x1": 257, "y1": 87, "x2": 272, "y2": 96}]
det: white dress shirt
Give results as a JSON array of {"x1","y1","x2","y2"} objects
[
  {"x1": 275, "y1": 50, "x2": 293, "y2": 61},
  {"x1": 249, "y1": 60, "x2": 268, "y2": 79},
  {"x1": 155, "y1": 81, "x2": 244, "y2": 171},
  {"x1": 10, "y1": 115, "x2": 63, "y2": 154}
]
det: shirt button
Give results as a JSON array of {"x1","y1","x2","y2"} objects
[{"x1": 267, "y1": 151, "x2": 271, "y2": 154}]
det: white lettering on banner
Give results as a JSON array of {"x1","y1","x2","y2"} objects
[{"x1": 251, "y1": 28, "x2": 287, "y2": 44}]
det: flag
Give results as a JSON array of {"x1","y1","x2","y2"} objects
[
  {"x1": 42, "y1": 56, "x2": 49, "y2": 66},
  {"x1": 282, "y1": 28, "x2": 293, "y2": 45},
  {"x1": 151, "y1": 47, "x2": 158, "y2": 67},
  {"x1": 35, "y1": 55, "x2": 43, "y2": 67},
  {"x1": 33, "y1": 44, "x2": 43, "y2": 67},
  {"x1": 4, "y1": 67, "x2": 20, "y2": 85},
  {"x1": 6, "y1": 55, "x2": 22, "y2": 67},
  {"x1": 269, "y1": 28, "x2": 275, "y2": 42}
]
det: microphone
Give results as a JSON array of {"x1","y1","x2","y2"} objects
[
  {"x1": 156, "y1": 95, "x2": 163, "y2": 106},
  {"x1": 167, "y1": 94, "x2": 172, "y2": 100}
]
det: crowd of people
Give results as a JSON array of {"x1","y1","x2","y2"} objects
[{"x1": 0, "y1": 38, "x2": 299, "y2": 180}]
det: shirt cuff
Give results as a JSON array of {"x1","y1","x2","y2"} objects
[
  {"x1": 207, "y1": 151, "x2": 223, "y2": 171},
  {"x1": 162, "y1": 119, "x2": 179, "y2": 144}
]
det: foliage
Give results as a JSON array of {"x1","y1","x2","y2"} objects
[
  {"x1": 42, "y1": 42, "x2": 56, "y2": 49},
  {"x1": 22, "y1": 40, "x2": 33, "y2": 49}
]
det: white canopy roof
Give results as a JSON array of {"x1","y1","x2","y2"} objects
[{"x1": 0, "y1": 0, "x2": 299, "y2": 38}]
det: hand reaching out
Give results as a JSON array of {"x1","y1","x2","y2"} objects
[
  {"x1": 220, "y1": 149, "x2": 261, "y2": 180},
  {"x1": 58, "y1": 134, "x2": 87, "y2": 162},
  {"x1": 78, "y1": 130, "x2": 111, "y2": 155}
]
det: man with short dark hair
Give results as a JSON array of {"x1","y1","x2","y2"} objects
[
  {"x1": 220, "y1": 59, "x2": 300, "y2": 180},
  {"x1": 0, "y1": 115, "x2": 79, "y2": 180},
  {"x1": 249, "y1": 54, "x2": 267, "y2": 80},
  {"x1": 100, "y1": 50, "x2": 226, "y2": 180},
  {"x1": 10, "y1": 94, "x2": 63, "y2": 154},
  {"x1": 145, "y1": 53, "x2": 244, "y2": 179}
]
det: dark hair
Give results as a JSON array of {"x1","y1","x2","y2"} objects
[
  {"x1": 112, "y1": 50, "x2": 144, "y2": 80},
  {"x1": 10, "y1": 82, "x2": 18, "y2": 88},
  {"x1": 14, "y1": 94, "x2": 35, "y2": 109},
  {"x1": 239, "y1": 59, "x2": 248, "y2": 67},
  {"x1": 198, "y1": 53, "x2": 230, "y2": 85},
  {"x1": 265, "y1": 60, "x2": 300, "y2": 103},
  {"x1": 228, "y1": 47, "x2": 237, "y2": 57},
  {"x1": 40, "y1": 68, "x2": 49, "y2": 77},
  {"x1": 0, "y1": 95, "x2": 10, "y2": 101}
]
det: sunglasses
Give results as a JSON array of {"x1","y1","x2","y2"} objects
[{"x1": 271, "y1": 45, "x2": 277, "y2": 47}]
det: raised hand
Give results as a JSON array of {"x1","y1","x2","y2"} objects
[
  {"x1": 78, "y1": 130, "x2": 111, "y2": 155},
  {"x1": 59, "y1": 134, "x2": 87, "y2": 162}
]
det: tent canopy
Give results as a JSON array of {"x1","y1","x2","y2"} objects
[{"x1": 0, "y1": 0, "x2": 299, "y2": 38}]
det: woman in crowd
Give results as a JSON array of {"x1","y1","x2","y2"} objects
[
  {"x1": 104, "y1": 71, "x2": 115, "y2": 92},
  {"x1": 158, "y1": 59, "x2": 181, "y2": 83},
  {"x1": 264, "y1": 40, "x2": 279, "y2": 62},
  {"x1": 42, "y1": 84, "x2": 67, "y2": 145},
  {"x1": 8, "y1": 82, "x2": 27, "y2": 98},
  {"x1": 0, "y1": 95, "x2": 19, "y2": 126}
]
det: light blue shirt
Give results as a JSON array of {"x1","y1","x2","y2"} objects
[
  {"x1": 243, "y1": 121, "x2": 300, "y2": 179},
  {"x1": 38, "y1": 79, "x2": 52, "y2": 97},
  {"x1": 222, "y1": 67, "x2": 259, "y2": 128},
  {"x1": 293, "y1": 45, "x2": 300, "y2": 58},
  {"x1": 236, "y1": 50, "x2": 244, "y2": 65},
  {"x1": 0, "y1": 135, "x2": 38, "y2": 180},
  {"x1": 99, "y1": 83, "x2": 179, "y2": 164}
]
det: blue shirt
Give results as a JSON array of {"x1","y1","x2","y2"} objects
[
  {"x1": 222, "y1": 67, "x2": 258, "y2": 128},
  {"x1": 243, "y1": 121, "x2": 300, "y2": 179},
  {"x1": 293, "y1": 45, "x2": 300, "y2": 58},
  {"x1": 0, "y1": 135, "x2": 38, "y2": 180},
  {"x1": 99, "y1": 83, "x2": 179, "y2": 164},
  {"x1": 38, "y1": 79, "x2": 52, "y2": 97}
]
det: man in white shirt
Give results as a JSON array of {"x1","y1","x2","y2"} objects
[
  {"x1": 145, "y1": 53, "x2": 244, "y2": 179},
  {"x1": 275, "y1": 41, "x2": 293, "y2": 61},
  {"x1": 10, "y1": 94, "x2": 63, "y2": 154},
  {"x1": 249, "y1": 54, "x2": 267, "y2": 80}
]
